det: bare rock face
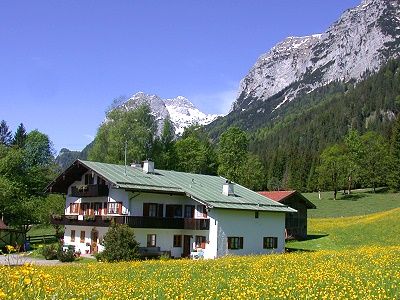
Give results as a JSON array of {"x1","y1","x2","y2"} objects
[{"x1": 232, "y1": 0, "x2": 400, "y2": 112}]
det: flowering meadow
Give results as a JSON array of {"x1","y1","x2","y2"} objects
[{"x1": 0, "y1": 246, "x2": 399, "y2": 300}]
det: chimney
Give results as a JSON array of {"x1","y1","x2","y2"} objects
[
  {"x1": 222, "y1": 180, "x2": 234, "y2": 196},
  {"x1": 143, "y1": 159, "x2": 154, "y2": 174}
]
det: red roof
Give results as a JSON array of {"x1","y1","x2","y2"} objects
[
  {"x1": 258, "y1": 191, "x2": 296, "y2": 202},
  {"x1": 258, "y1": 191, "x2": 316, "y2": 209}
]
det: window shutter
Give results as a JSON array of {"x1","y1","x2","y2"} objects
[
  {"x1": 118, "y1": 202, "x2": 123, "y2": 215},
  {"x1": 143, "y1": 203, "x2": 149, "y2": 217},
  {"x1": 78, "y1": 203, "x2": 82, "y2": 215},
  {"x1": 158, "y1": 204, "x2": 163, "y2": 217},
  {"x1": 227, "y1": 238, "x2": 231, "y2": 249},
  {"x1": 240, "y1": 237, "x2": 243, "y2": 249}
]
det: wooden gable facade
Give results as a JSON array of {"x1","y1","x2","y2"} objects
[{"x1": 258, "y1": 191, "x2": 316, "y2": 240}]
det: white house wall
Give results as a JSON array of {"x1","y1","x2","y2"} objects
[
  {"x1": 63, "y1": 225, "x2": 211, "y2": 258},
  {"x1": 209, "y1": 208, "x2": 286, "y2": 257}
]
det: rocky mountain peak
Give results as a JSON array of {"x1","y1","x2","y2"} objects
[
  {"x1": 232, "y1": 0, "x2": 400, "y2": 113},
  {"x1": 116, "y1": 92, "x2": 220, "y2": 136}
]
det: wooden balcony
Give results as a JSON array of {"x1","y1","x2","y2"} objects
[
  {"x1": 51, "y1": 215, "x2": 210, "y2": 230},
  {"x1": 70, "y1": 184, "x2": 109, "y2": 197}
]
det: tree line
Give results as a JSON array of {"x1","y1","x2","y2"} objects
[
  {"x1": 88, "y1": 105, "x2": 266, "y2": 191},
  {"x1": 0, "y1": 121, "x2": 64, "y2": 234}
]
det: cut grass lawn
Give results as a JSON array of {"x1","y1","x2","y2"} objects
[
  {"x1": 288, "y1": 207, "x2": 400, "y2": 251},
  {"x1": 304, "y1": 189, "x2": 400, "y2": 218},
  {"x1": 27, "y1": 225, "x2": 57, "y2": 237}
]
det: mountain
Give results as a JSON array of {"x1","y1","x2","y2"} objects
[
  {"x1": 119, "y1": 92, "x2": 220, "y2": 135},
  {"x1": 210, "y1": 0, "x2": 399, "y2": 135},
  {"x1": 55, "y1": 93, "x2": 219, "y2": 169},
  {"x1": 55, "y1": 142, "x2": 93, "y2": 171}
]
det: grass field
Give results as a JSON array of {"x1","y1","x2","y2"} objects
[
  {"x1": 304, "y1": 189, "x2": 400, "y2": 218},
  {"x1": 0, "y1": 191, "x2": 398, "y2": 299},
  {"x1": 0, "y1": 246, "x2": 399, "y2": 299},
  {"x1": 288, "y1": 207, "x2": 400, "y2": 251}
]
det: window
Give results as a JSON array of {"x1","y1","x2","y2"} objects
[
  {"x1": 107, "y1": 202, "x2": 122, "y2": 214},
  {"x1": 70, "y1": 203, "x2": 79, "y2": 214},
  {"x1": 184, "y1": 205, "x2": 195, "y2": 218},
  {"x1": 255, "y1": 211, "x2": 259, "y2": 218},
  {"x1": 227, "y1": 237, "x2": 243, "y2": 250},
  {"x1": 98, "y1": 177, "x2": 106, "y2": 185},
  {"x1": 84, "y1": 173, "x2": 94, "y2": 185},
  {"x1": 94, "y1": 202, "x2": 103, "y2": 215},
  {"x1": 195, "y1": 235, "x2": 206, "y2": 249},
  {"x1": 196, "y1": 205, "x2": 207, "y2": 218},
  {"x1": 80, "y1": 231, "x2": 85, "y2": 243},
  {"x1": 166, "y1": 205, "x2": 182, "y2": 218},
  {"x1": 81, "y1": 203, "x2": 91, "y2": 215},
  {"x1": 70, "y1": 230, "x2": 75, "y2": 242},
  {"x1": 143, "y1": 203, "x2": 163, "y2": 217},
  {"x1": 173, "y1": 235, "x2": 182, "y2": 247},
  {"x1": 147, "y1": 234, "x2": 156, "y2": 247},
  {"x1": 263, "y1": 237, "x2": 278, "y2": 249}
]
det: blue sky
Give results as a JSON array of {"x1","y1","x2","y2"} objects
[{"x1": 0, "y1": 0, "x2": 360, "y2": 153}]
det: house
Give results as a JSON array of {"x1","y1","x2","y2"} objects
[
  {"x1": 47, "y1": 159, "x2": 296, "y2": 259},
  {"x1": 258, "y1": 191, "x2": 316, "y2": 240}
]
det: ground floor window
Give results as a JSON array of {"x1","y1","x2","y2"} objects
[
  {"x1": 71, "y1": 230, "x2": 75, "y2": 242},
  {"x1": 80, "y1": 231, "x2": 85, "y2": 243},
  {"x1": 147, "y1": 234, "x2": 156, "y2": 247},
  {"x1": 173, "y1": 235, "x2": 182, "y2": 247},
  {"x1": 263, "y1": 237, "x2": 278, "y2": 249},
  {"x1": 227, "y1": 237, "x2": 243, "y2": 250}
]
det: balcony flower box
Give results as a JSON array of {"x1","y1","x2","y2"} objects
[{"x1": 84, "y1": 215, "x2": 96, "y2": 221}]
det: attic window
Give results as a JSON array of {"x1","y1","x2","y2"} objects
[{"x1": 84, "y1": 174, "x2": 94, "y2": 185}]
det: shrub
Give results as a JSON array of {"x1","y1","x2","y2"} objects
[
  {"x1": 57, "y1": 249, "x2": 75, "y2": 262},
  {"x1": 42, "y1": 244, "x2": 59, "y2": 260},
  {"x1": 101, "y1": 223, "x2": 140, "y2": 262}
]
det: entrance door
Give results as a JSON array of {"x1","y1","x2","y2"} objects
[
  {"x1": 90, "y1": 229, "x2": 99, "y2": 254},
  {"x1": 183, "y1": 235, "x2": 191, "y2": 258}
]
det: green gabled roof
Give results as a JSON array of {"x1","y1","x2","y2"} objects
[
  {"x1": 80, "y1": 160, "x2": 183, "y2": 194},
  {"x1": 49, "y1": 159, "x2": 296, "y2": 213},
  {"x1": 156, "y1": 170, "x2": 295, "y2": 213}
]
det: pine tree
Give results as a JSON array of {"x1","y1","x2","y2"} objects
[
  {"x1": 388, "y1": 116, "x2": 400, "y2": 191},
  {"x1": 12, "y1": 123, "x2": 27, "y2": 148},
  {"x1": 0, "y1": 120, "x2": 12, "y2": 146}
]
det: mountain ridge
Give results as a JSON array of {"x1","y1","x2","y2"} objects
[{"x1": 230, "y1": 0, "x2": 400, "y2": 116}]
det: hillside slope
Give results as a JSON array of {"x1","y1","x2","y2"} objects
[{"x1": 244, "y1": 59, "x2": 400, "y2": 190}]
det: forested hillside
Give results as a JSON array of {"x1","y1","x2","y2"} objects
[{"x1": 248, "y1": 59, "x2": 400, "y2": 191}]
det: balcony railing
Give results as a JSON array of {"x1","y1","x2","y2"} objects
[
  {"x1": 70, "y1": 184, "x2": 109, "y2": 197},
  {"x1": 51, "y1": 215, "x2": 210, "y2": 230}
]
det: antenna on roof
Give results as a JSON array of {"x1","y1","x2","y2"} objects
[{"x1": 124, "y1": 140, "x2": 127, "y2": 176}]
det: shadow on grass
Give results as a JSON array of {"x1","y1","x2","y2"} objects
[
  {"x1": 303, "y1": 234, "x2": 329, "y2": 241},
  {"x1": 338, "y1": 193, "x2": 366, "y2": 201},
  {"x1": 285, "y1": 247, "x2": 315, "y2": 253},
  {"x1": 285, "y1": 234, "x2": 328, "y2": 252},
  {"x1": 367, "y1": 187, "x2": 389, "y2": 193}
]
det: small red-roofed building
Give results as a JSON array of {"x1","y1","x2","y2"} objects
[{"x1": 258, "y1": 191, "x2": 316, "y2": 239}]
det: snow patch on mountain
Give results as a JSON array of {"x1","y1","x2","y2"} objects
[
  {"x1": 121, "y1": 92, "x2": 221, "y2": 136},
  {"x1": 232, "y1": 0, "x2": 400, "y2": 113}
]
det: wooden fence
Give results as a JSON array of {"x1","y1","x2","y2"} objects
[{"x1": 26, "y1": 234, "x2": 58, "y2": 244}]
